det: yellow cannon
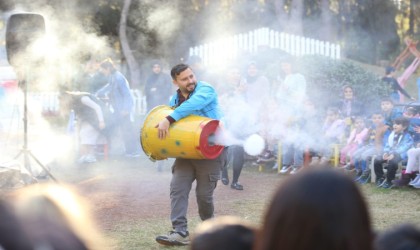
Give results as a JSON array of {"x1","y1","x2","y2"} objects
[{"x1": 140, "y1": 105, "x2": 224, "y2": 161}]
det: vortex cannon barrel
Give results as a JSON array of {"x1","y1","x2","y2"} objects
[{"x1": 140, "y1": 105, "x2": 224, "y2": 161}]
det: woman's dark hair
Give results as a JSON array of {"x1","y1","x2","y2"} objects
[{"x1": 254, "y1": 168, "x2": 373, "y2": 250}]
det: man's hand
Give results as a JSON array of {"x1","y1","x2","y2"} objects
[{"x1": 156, "y1": 118, "x2": 170, "y2": 139}]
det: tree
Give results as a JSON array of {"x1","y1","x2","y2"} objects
[{"x1": 119, "y1": 0, "x2": 140, "y2": 88}]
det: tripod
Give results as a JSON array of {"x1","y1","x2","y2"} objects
[{"x1": 14, "y1": 77, "x2": 57, "y2": 182}]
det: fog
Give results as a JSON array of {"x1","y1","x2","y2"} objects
[{"x1": 0, "y1": 1, "x2": 410, "y2": 180}]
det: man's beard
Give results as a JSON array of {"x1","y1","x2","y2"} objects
[{"x1": 186, "y1": 82, "x2": 196, "y2": 93}]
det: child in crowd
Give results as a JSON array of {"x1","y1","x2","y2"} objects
[
  {"x1": 318, "y1": 107, "x2": 346, "y2": 163},
  {"x1": 335, "y1": 85, "x2": 365, "y2": 137},
  {"x1": 279, "y1": 98, "x2": 322, "y2": 174},
  {"x1": 380, "y1": 98, "x2": 403, "y2": 127},
  {"x1": 352, "y1": 111, "x2": 390, "y2": 184},
  {"x1": 339, "y1": 116, "x2": 369, "y2": 169},
  {"x1": 373, "y1": 117, "x2": 413, "y2": 189},
  {"x1": 393, "y1": 108, "x2": 420, "y2": 187}
]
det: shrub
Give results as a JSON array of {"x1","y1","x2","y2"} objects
[{"x1": 283, "y1": 55, "x2": 386, "y2": 115}]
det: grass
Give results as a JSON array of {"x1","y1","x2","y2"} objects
[{"x1": 101, "y1": 164, "x2": 420, "y2": 250}]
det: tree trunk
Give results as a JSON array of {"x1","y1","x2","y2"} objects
[
  {"x1": 119, "y1": 0, "x2": 140, "y2": 88},
  {"x1": 409, "y1": 0, "x2": 414, "y2": 35}
]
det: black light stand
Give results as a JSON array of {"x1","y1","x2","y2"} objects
[
  {"x1": 13, "y1": 77, "x2": 57, "y2": 182},
  {"x1": 6, "y1": 12, "x2": 57, "y2": 182}
]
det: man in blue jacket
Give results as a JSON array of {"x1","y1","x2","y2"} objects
[
  {"x1": 96, "y1": 58, "x2": 140, "y2": 157},
  {"x1": 155, "y1": 63, "x2": 226, "y2": 246}
]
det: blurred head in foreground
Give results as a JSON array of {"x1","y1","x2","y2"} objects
[
  {"x1": 0, "y1": 199, "x2": 32, "y2": 250},
  {"x1": 375, "y1": 223, "x2": 420, "y2": 250},
  {"x1": 190, "y1": 216, "x2": 255, "y2": 250},
  {"x1": 12, "y1": 183, "x2": 107, "y2": 250},
  {"x1": 255, "y1": 168, "x2": 373, "y2": 250}
]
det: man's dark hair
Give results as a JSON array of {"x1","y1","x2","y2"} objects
[
  {"x1": 393, "y1": 116, "x2": 410, "y2": 128},
  {"x1": 100, "y1": 58, "x2": 116, "y2": 73},
  {"x1": 170, "y1": 63, "x2": 190, "y2": 80}
]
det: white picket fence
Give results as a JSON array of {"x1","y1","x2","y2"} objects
[{"x1": 189, "y1": 27, "x2": 341, "y2": 66}]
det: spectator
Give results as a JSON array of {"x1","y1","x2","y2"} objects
[
  {"x1": 353, "y1": 111, "x2": 391, "y2": 184},
  {"x1": 393, "y1": 145, "x2": 420, "y2": 188},
  {"x1": 96, "y1": 58, "x2": 140, "y2": 157},
  {"x1": 334, "y1": 85, "x2": 365, "y2": 136},
  {"x1": 317, "y1": 107, "x2": 346, "y2": 163},
  {"x1": 275, "y1": 56, "x2": 307, "y2": 113},
  {"x1": 406, "y1": 116, "x2": 420, "y2": 188},
  {"x1": 393, "y1": 107, "x2": 420, "y2": 187},
  {"x1": 155, "y1": 64, "x2": 227, "y2": 246},
  {"x1": 380, "y1": 97, "x2": 403, "y2": 127},
  {"x1": 276, "y1": 57, "x2": 307, "y2": 174},
  {"x1": 375, "y1": 223, "x2": 420, "y2": 250},
  {"x1": 63, "y1": 91, "x2": 109, "y2": 164},
  {"x1": 254, "y1": 168, "x2": 374, "y2": 250},
  {"x1": 190, "y1": 216, "x2": 255, "y2": 250},
  {"x1": 340, "y1": 116, "x2": 369, "y2": 169},
  {"x1": 382, "y1": 66, "x2": 415, "y2": 104},
  {"x1": 144, "y1": 60, "x2": 172, "y2": 112},
  {"x1": 12, "y1": 183, "x2": 107, "y2": 250},
  {"x1": 373, "y1": 116, "x2": 413, "y2": 189},
  {"x1": 82, "y1": 56, "x2": 108, "y2": 93},
  {"x1": 217, "y1": 65, "x2": 249, "y2": 190},
  {"x1": 240, "y1": 62, "x2": 274, "y2": 164}
]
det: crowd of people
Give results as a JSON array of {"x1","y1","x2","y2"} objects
[
  {"x1": 2, "y1": 53, "x2": 420, "y2": 249},
  {"x1": 34, "y1": 35, "x2": 420, "y2": 248}
]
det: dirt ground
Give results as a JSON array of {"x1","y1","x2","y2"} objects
[
  {"x1": 45, "y1": 153, "x2": 280, "y2": 238},
  {"x1": 2, "y1": 147, "x2": 420, "y2": 249}
]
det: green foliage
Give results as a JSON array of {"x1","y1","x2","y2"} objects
[{"x1": 297, "y1": 55, "x2": 387, "y2": 112}]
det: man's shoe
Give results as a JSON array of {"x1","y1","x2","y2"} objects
[
  {"x1": 231, "y1": 182, "x2": 244, "y2": 190},
  {"x1": 381, "y1": 181, "x2": 394, "y2": 189},
  {"x1": 221, "y1": 177, "x2": 229, "y2": 185},
  {"x1": 156, "y1": 231, "x2": 190, "y2": 246},
  {"x1": 279, "y1": 165, "x2": 292, "y2": 174},
  {"x1": 376, "y1": 177, "x2": 386, "y2": 187}
]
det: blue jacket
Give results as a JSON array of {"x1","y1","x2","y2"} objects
[
  {"x1": 384, "y1": 131, "x2": 413, "y2": 160},
  {"x1": 169, "y1": 81, "x2": 222, "y2": 120},
  {"x1": 96, "y1": 71, "x2": 134, "y2": 115}
]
